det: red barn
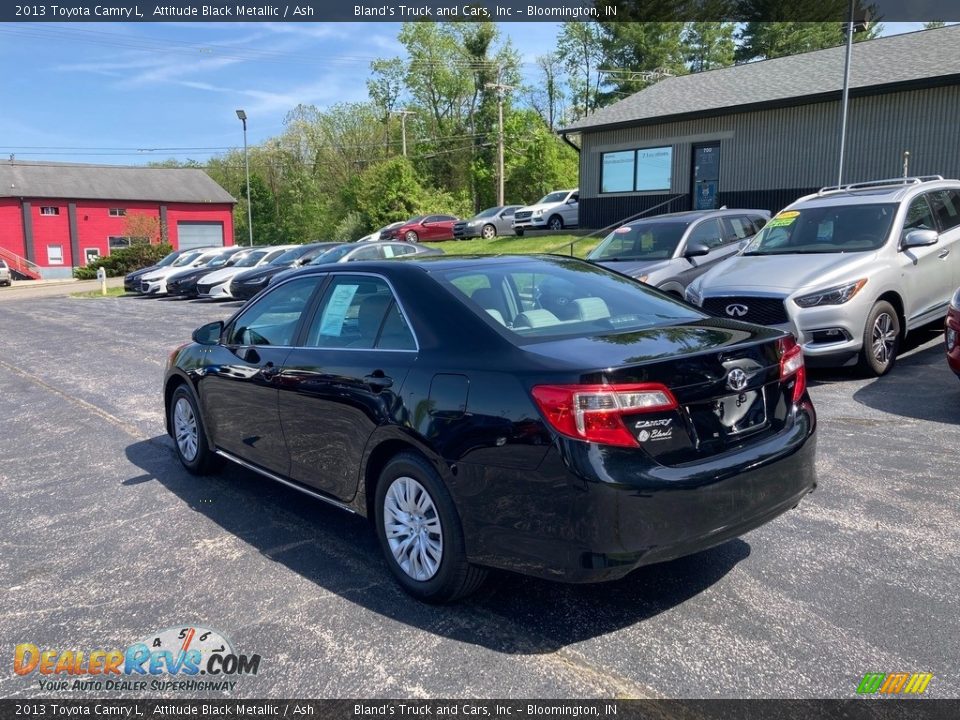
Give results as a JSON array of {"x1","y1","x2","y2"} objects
[{"x1": 0, "y1": 160, "x2": 235, "y2": 279}]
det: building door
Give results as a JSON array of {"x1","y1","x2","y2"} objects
[
  {"x1": 692, "y1": 143, "x2": 720, "y2": 210},
  {"x1": 177, "y1": 221, "x2": 224, "y2": 250}
]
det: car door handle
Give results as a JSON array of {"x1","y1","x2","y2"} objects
[
  {"x1": 260, "y1": 362, "x2": 279, "y2": 381},
  {"x1": 363, "y1": 372, "x2": 393, "y2": 391},
  {"x1": 939, "y1": 249, "x2": 950, "y2": 258}
]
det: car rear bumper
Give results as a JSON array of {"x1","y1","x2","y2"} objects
[{"x1": 453, "y1": 400, "x2": 817, "y2": 582}]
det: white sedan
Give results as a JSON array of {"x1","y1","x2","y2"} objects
[{"x1": 196, "y1": 245, "x2": 295, "y2": 299}]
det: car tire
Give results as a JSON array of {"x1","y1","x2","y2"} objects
[
  {"x1": 858, "y1": 300, "x2": 901, "y2": 377},
  {"x1": 374, "y1": 452, "x2": 487, "y2": 603},
  {"x1": 548, "y1": 215, "x2": 564, "y2": 231},
  {"x1": 514, "y1": 229, "x2": 524, "y2": 236},
  {"x1": 170, "y1": 385, "x2": 219, "y2": 475},
  {"x1": 405, "y1": 231, "x2": 419, "y2": 243},
  {"x1": 481, "y1": 224, "x2": 497, "y2": 240}
]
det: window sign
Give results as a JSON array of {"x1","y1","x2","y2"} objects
[
  {"x1": 601, "y1": 151, "x2": 636, "y2": 193},
  {"x1": 635, "y1": 146, "x2": 672, "y2": 191}
]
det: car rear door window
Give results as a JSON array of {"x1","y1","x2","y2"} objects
[
  {"x1": 928, "y1": 189, "x2": 960, "y2": 231},
  {"x1": 305, "y1": 276, "x2": 416, "y2": 351},
  {"x1": 226, "y1": 277, "x2": 319, "y2": 347}
]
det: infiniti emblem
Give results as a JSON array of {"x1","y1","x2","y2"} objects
[
  {"x1": 726, "y1": 303, "x2": 748, "y2": 317},
  {"x1": 727, "y1": 368, "x2": 748, "y2": 392}
]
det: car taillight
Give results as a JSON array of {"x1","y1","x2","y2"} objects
[
  {"x1": 779, "y1": 336, "x2": 806, "y2": 404},
  {"x1": 530, "y1": 383, "x2": 678, "y2": 448}
]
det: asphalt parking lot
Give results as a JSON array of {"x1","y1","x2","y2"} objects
[{"x1": 1, "y1": 290, "x2": 958, "y2": 699}]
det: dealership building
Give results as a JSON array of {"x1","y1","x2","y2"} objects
[
  {"x1": 561, "y1": 25, "x2": 960, "y2": 229},
  {"x1": 0, "y1": 161, "x2": 235, "y2": 279}
]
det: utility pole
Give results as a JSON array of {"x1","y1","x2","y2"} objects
[
  {"x1": 391, "y1": 109, "x2": 416, "y2": 157},
  {"x1": 235, "y1": 109, "x2": 253, "y2": 246},
  {"x1": 485, "y1": 82, "x2": 514, "y2": 206}
]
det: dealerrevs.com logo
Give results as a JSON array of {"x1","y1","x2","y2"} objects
[
  {"x1": 856, "y1": 673, "x2": 933, "y2": 695},
  {"x1": 14, "y1": 626, "x2": 261, "y2": 692}
]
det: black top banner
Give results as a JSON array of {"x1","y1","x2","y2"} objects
[{"x1": 4, "y1": 0, "x2": 959, "y2": 23}]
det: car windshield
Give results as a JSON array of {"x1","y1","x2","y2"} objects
[
  {"x1": 474, "y1": 207, "x2": 501, "y2": 218},
  {"x1": 270, "y1": 247, "x2": 308, "y2": 266},
  {"x1": 156, "y1": 252, "x2": 181, "y2": 267},
  {"x1": 234, "y1": 250, "x2": 270, "y2": 267},
  {"x1": 172, "y1": 251, "x2": 203, "y2": 267},
  {"x1": 538, "y1": 192, "x2": 568, "y2": 204},
  {"x1": 588, "y1": 221, "x2": 690, "y2": 261},
  {"x1": 309, "y1": 245, "x2": 353, "y2": 264},
  {"x1": 743, "y1": 204, "x2": 898, "y2": 255},
  {"x1": 206, "y1": 253, "x2": 235, "y2": 268},
  {"x1": 435, "y1": 257, "x2": 704, "y2": 341}
]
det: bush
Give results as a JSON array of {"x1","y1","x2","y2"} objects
[
  {"x1": 332, "y1": 212, "x2": 368, "y2": 242},
  {"x1": 73, "y1": 243, "x2": 174, "y2": 280}
]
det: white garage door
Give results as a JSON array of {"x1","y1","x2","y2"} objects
[{"x1": 177, "y1": 222, "x2": 224, "y2": 250}]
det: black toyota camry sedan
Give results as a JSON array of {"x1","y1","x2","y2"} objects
[{"x1": 163, "y1": 255, "x2": 817, "y2": 602}]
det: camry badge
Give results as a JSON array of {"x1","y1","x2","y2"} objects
[
  {"x1": 726, "y1": 368, "x2": 748, "y2": 392},
  {"x1": 725, "y1": 303, "x2": 748, "y2": 317}
]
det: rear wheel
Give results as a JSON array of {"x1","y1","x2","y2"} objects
[
  {"x1": 375, "y1": 452, "x2": 487, "y2": 603},
  {"x1": 481, "y1": 224, "x2": 497, "y2": 240},
  {"x1": 170, "y1": 385, "x2": 219, "y2": 475},
  {"x1": 859, "y1": 300, "x2": 900, "y2": 376},
  {"x1": 405, "y1": 231, "x2": 419, "y2": 243},
  {"x1": 548, "y1": 215, "x2": 564, "y2": 231}
]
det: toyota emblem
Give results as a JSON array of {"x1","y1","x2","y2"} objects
[
  {"x1": 725, "y1": 303, "x2": 748, "y2": 317},
  {"x1": 726, "y1": 368, "x2": 748, "y2": 392}
]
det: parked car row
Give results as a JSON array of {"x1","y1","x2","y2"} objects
[{"x1": 125, "y1": 241, "x2": 443, "y2": 302}]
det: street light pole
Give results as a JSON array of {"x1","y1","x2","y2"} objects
[
  {"x1": 837, "y1": 0, "x2": 858, "y2": 187},
  {"x1": 236, "y1": 109, "x2": 253, "y2": 246},
  {"x1": 392, "y1": 109, "x2": 415, "y2": 157}
]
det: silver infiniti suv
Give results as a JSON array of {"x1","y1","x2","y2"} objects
[{"x1": 685, "y1": 176, "x2": 960, "y2": 375}]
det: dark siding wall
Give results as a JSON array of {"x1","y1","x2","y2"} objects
[{"x1": 578, "y1": 84, "x2": 960, "y2": 228}]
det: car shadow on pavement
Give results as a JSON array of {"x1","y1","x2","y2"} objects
[
  {"x1": 125, "y1": 436, "x2": 750, "y2": 654},
  {"x1": 851, "y1": 338, "x2": 960, "y2": 425}
]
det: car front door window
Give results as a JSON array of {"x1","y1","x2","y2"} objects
[
  {"x1": 686, "y1": 219, "x2": 724, "y2": 250},
  {"x1": 227, "y1": 277, "x2": 318, "y2": 347}
]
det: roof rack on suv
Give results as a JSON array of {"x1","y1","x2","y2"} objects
[{"x1": 817, "y1": 175, "x2": 945, "y2": 196}]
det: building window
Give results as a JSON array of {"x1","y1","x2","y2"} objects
[
  {"x1": 40, "y1": 206, "x2": 60, "y2": 216},
  {"x1": 601, "y1": 151, "x2": 636, "y2": 193},
  {"x1": 109, "y1": 208, "x2": 127, "y2": 217},
  {"x1": 600, "y1": 146, "x2": 673, "y2": 194},
  {"x1": 108, "y1": 236, "x2": 149, "y2": 251},
  {"x1": 48, "y1": 245, "x2": 64, "y2": 265}
]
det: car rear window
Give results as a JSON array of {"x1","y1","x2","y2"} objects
[{"x1": 435, "y1": 258, "x2": 704, "y2": 341}]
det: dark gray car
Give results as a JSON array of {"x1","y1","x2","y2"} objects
[
  {"x1": 587, "y1": 208, "x2": 770, "y2": 298},
  {"x1": 453, "y1": 205, "x2": 523, "y2": 239}
]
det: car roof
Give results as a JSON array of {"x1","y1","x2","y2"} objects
[
  {"x1": 290, "y1": 253, "x2": 582, "y2": 278},
  {"x1": 792, "y1": 178, "x2": 960, "y2": 209},
  {"x1": 622, "y1": 208, "x2": 770, "y2": 225}
]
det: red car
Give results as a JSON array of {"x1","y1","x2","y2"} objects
[
  {"x1": 947, "y1": 287, "x2": 960, "y2": 379},
  {"x1": 395, "y1": 214, "x2": 459, "y2": 242}
]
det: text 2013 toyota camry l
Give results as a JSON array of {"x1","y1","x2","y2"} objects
[{"x1": 163, "y1": 255, "x2": 817, "y2": 602}]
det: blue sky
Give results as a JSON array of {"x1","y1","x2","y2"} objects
[{"x1": 0, "y1": 21, "x2": 931, "y2": 166}]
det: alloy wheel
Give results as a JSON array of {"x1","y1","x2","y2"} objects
[
  {"x1": 872, "y1": 312, "x2": 897, "y2": 366},
  {"x1": 383, "y1": 476, "x2": 443, "y2": 581},
  {"x1": 549, "y1": 216, "x2": 563, "y2": 231},
  {"x1": 481, "y1": 224, "x2": 496, "y2": 239},
  {"x1": 173, "y1": 397, "x2": 199, "y2": 462}
]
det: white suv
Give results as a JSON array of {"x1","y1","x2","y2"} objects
[
  {"x1": 512, "y1": 189, "x2": 579, "y2": 235},
  {"x1": 0, "y1": 260, "x2": 11, "y2": 287},
  {"x1": 686, "y1": 176, "x2": 960, "y2": 375}
]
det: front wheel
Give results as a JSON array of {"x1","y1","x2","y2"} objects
[
  {"x1": 548, "y1": 215, "x2": 564, "y2": 232},
  {"x1": 170, "y1": 385, "x2": 219, "y2": 474},
  {"x1": 375, "y1": 452, "x2": 487, "y2": 603},
  {"x1": 481, "y1": 224, "x2": 497, "y2": 240},
  {"x1": 405, "y1": 231, "x2": 419, "y2": 243},
  {"x1": 859, "y1": 300, "x2": 901, "y2": 376},
  {"x1": 514, "y1": 228, "x2": 524, "y2": 237}
]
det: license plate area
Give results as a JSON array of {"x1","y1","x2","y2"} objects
[{"x1": 686, "y1": 388, "x2": 769, "y2": 446}]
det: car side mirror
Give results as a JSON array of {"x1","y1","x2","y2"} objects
[
  {"x1": 902, "y1": 228, "x2": 939, "y2": 249},
  {"x1": 192, "y1": 320, "x2": 223, "y2": 346},
  {"x1": 684, "y1": 242, "x2": 711, "y2": 258}
]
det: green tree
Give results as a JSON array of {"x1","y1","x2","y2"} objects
[
  {"x1": 735, "y1": 21, "x2": 881, "y2": 64},
  {"x1": 683, "y1": 22, "x2": 736, "y2": 72},
  {"x1": 525, "y1": 53, "x2": 566, "y2": 131},
  {"x1": 924, "y1": 21, "x2": 946, "y2": 30},
  {"x1": 597, "y1": 22, "x2": 687, "y2": 100},
  {"x1": 504, "y1": 111, "x2": 579, "y2": 203},
  {"x1": 557, "y1": 21, "x2": 605, "y2": 118}
]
